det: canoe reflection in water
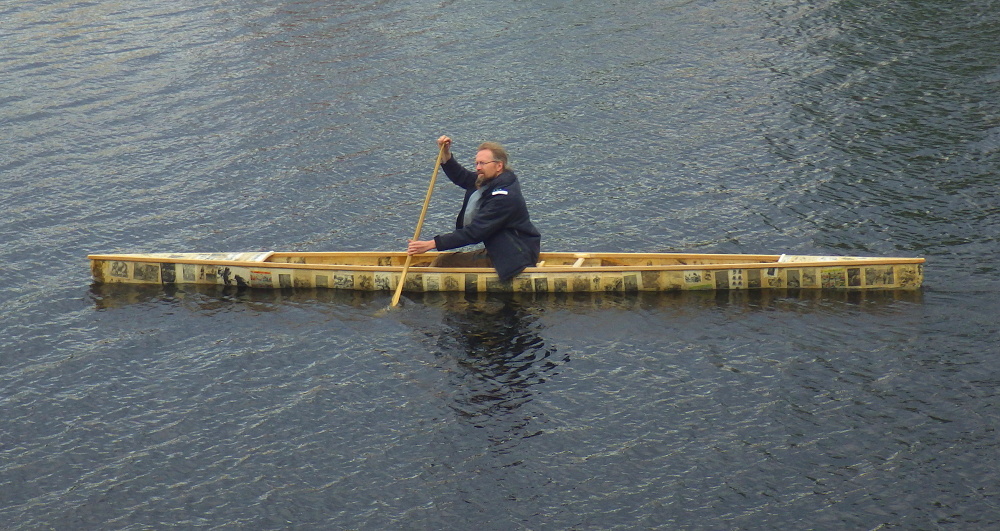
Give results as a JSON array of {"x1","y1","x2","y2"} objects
[{"x1": 88, "y1": 284, "x2": 568, "y2": 454}]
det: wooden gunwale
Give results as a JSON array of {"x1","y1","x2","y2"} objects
[{"x1": 86, "y1": 252, "x2": 925, "y2": 273}]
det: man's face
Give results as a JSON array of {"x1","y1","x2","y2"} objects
[{"x1": 474, "y1": 149, "x2": 503, "y2": 180}]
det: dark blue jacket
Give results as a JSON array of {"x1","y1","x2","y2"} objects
[{"x1": 433, "y1": 157, "x2": 541, "y2": 280}]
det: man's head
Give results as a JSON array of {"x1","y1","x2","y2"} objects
[{"x1": 474, "y1": 142, "x2": 508, "y2": 181}]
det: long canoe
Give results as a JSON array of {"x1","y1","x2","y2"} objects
[{"x1": 87, "y1": 251, "x2": 924, "y2": 292}]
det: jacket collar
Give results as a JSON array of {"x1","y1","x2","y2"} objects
[{"x1": 479, "y1": 170, "x2": 516, "y2": 191}]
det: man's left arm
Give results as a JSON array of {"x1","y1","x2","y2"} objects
[{"x1": 433, "y1": 194, "x2": 514, "y2": 251}]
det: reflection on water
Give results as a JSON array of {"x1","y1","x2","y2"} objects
[
  {"x1": 426, "y1": 294, "x2": 566, "y2": 453},
  {"x1": 87, "y1": 282, "x2": 923, "y2": 466}
]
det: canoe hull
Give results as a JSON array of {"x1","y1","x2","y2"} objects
[{"x1": 88, "y1": 252, "x2": 924, "y2": 292}]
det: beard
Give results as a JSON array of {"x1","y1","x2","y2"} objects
[{"x1": 475, "y1": 175, "x2": 490, "y2": 188}]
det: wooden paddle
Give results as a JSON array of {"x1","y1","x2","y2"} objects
[{"x1": 391, "y1": 143, "x2": 447, "y2": 307}]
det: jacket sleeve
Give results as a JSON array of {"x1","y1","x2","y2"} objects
[
  {"x1": 441, "y1": 156, "x2": 478, "y2": 191},
  {"x1": 434, "y1": 192, "x2": 514, "y2": 251}
]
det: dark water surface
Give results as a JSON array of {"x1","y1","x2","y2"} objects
[{"x1": 3, "y1": 0, "x2": 999, "y2": 529}]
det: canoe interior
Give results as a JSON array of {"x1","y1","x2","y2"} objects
[{"x1": 265, "y1": 251, "x2": 788, "y2": 268}]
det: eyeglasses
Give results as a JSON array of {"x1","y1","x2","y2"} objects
[{"x1": 473, "y1": 160, "x2": 500, "y2": 167}]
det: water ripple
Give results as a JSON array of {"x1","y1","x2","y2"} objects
[{"x1": 3, "y1": 0, "x2": 1000, "y2": 529}]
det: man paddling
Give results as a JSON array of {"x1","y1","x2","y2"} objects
[{"x1": 406, "y1": 135, "x2": 541, "y2": 281}]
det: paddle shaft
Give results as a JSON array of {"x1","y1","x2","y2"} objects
[{"x1": 391, "y1": 144, "x2": 447, "y2": 306}]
